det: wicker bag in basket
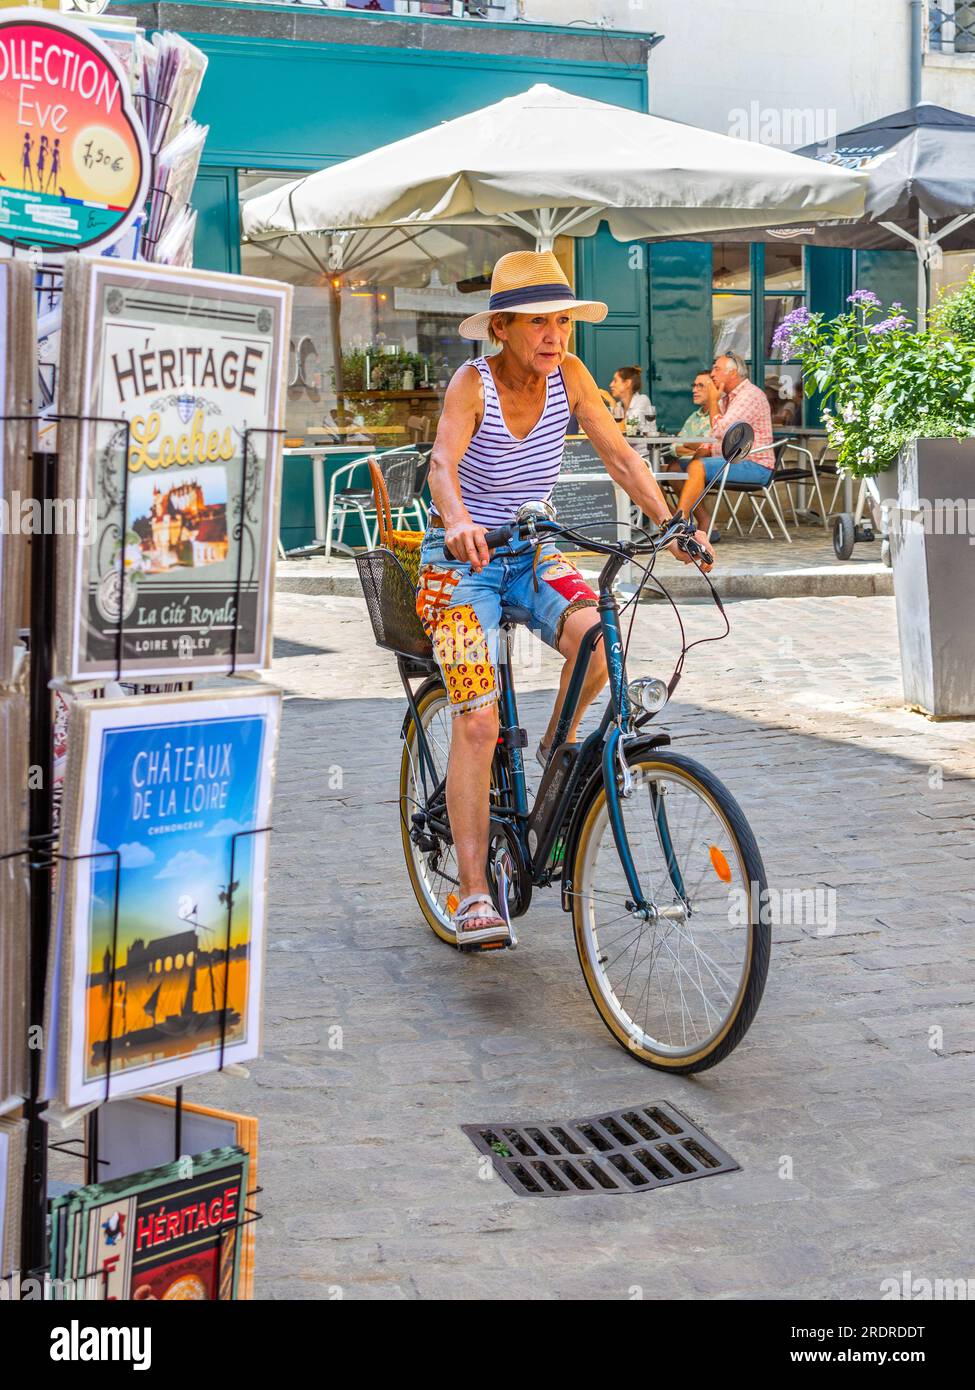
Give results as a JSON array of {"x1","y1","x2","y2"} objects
[{"x1": 368, "y1": 458, "x2": 423, "y2": 588}]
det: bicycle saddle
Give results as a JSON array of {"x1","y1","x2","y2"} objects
[{"x1": 500, "y1": 604, "x2": 532, "y2": 627}]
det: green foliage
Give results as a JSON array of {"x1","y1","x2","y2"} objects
[
  {"x1": 336, "y1": 346, "x2": 432, "y2": 393},
  {"x1": 931, "y1": 269, "x2": 975, "y2": 344},
  {"x1": 780, "y1": 295, "x2": 975, "y2": 477}
]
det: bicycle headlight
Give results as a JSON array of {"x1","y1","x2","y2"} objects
[{"x1": 628, "y1": 676, "x2": 669, "y2": 716}]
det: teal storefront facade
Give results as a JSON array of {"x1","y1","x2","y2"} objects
[{"x1": 127, "y1": 3, "x2": 915, "y2": 545}]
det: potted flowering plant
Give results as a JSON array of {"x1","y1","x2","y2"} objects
[
  {"x1": 774, "y1": 283, "x2": 975, "y2": 717},
  {"x1": 773, "y1": 289, "x2": 975, "y2": 478}
]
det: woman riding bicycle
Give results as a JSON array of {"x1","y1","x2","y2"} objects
[{"x1": 416, "y1": 250, "x2": 713, "y2": 948}]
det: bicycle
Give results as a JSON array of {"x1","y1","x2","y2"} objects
[{"x1": 356, "y1": 424, "x2": 770, "y2": 1073}]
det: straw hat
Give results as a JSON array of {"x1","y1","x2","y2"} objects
[{"x1": 458, "y1": 249, "x2": 608, "y2": 341}]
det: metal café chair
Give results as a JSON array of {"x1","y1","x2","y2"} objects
[
  {"x1": 709, "y1": 439, "x2": 793, "y2": 543},
  {"x1": 771, "y1": 439, "x2": 830, "y2": 530},
  {"x1": 813, "y1": 439, "x2": 847, "y2": 516},
  {"x1": 412, "y1": 442, "x2": 434, "y2": 524},
  {"x1": 323, "y1": 446, "x2": 426, "y2": 562}
]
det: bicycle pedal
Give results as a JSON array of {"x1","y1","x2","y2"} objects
[{"x1": 457, "y1": 937, "x2": 511, "y2": 954}]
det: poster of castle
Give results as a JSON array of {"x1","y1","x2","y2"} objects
[
  {"x1": 57, "y1": 258, "x2": 292, "y2": 680},
  {"x1": 51, "y1": 688, "x2": 281, "y2": 1110}
]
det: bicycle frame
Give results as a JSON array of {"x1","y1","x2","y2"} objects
[{"x1": 399, "y1": 538, "x2": 661, "y2": 918}]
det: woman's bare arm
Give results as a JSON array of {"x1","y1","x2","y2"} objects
[{"x1": 426, "y1": 365, "x2": 492, "y2": 570}]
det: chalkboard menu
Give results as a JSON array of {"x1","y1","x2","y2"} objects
[{"x1": 551, "y1": 438, "x2": 627, "y2": 548}]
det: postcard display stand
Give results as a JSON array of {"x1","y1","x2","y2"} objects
[
  {"x1": 5, "y1": 258, "x2": 290, "y2": 1299},
  {"x1": 0, "y1": 11, "x2": 294, "y2": 1297}
]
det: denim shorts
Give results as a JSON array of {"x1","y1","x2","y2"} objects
[
  {"x1": 702, "y1": 457, "x2": 775, "y2": 487},
  {"x1": 415, "y1": 528, "x2": 598, "y2": 716}
]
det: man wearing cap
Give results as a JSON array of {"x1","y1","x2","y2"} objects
[{"x1": 415, "y1": 250, "x2": 712, "y2": 947}]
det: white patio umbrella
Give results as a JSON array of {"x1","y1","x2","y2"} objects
[
  {"x1": 241, "y1": 178, "x2": 522, "y2": 394},
  {"x1": 242, "y1": 83, "x2": 866, "y2": 253}
]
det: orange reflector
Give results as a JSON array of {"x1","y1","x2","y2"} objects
[
  {"x1": 446, "y1": 893, "x2": 459, "y2": 915},
  {"x1": 709, "y1": 846, "x2": 732, "y2": 883}
]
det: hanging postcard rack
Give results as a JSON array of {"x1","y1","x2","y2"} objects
[
  {"x1": 56, "y1": 822, "x2": 271, "y2": 1110},
  {"x1": 1, "y1": 394, "x2": 274, "y2": 1286},
  {"x1": 42, "y1": 1181, "x2": 263, "y2": 1300}
]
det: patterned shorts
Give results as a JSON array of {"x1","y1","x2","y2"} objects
[{"x1": 415, "y1": 528, "x2": 599, "y2": 717}]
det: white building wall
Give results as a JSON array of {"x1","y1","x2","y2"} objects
[
  {"x1": 642, "y1": 0, "x2": 912, "y2": 140},
  {"x1": 525, "y1": 0, "x2": 917, "y2": 141},
  {"x1": 923, "y1": 51, "x2": 975, "y2": 113}
]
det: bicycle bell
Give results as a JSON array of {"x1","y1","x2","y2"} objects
[{"x1": 515, "y1": 499, "x2": 557, "y2": 527}]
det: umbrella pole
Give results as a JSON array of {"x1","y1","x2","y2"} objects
[
  {"x1": 917, "y1": 211, "x2": 929, "y2": 331},
  {"x1": 880, "y1": 216, "x2": 931, "y2": 330},
  {"x1": 329, "y1": 276, "x2": 345, "y2": 415}
]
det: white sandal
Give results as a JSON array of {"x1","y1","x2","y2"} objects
[{"x1": 452, "y1": 893, "x2": 511, "y2": 948}]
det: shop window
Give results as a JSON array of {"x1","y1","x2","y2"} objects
[
  {"x1": 763, "y1": 245, "x2": 805, "y2": 427},
  {"x1": 711, "y1": 242, "x2": 752, "y2": 366},
  {"x1": 711, "y1": 242, "x2": 806, "y2": 427},
  {"x1": 239, "y1": 170, "x2": 541, "y2": 448}
]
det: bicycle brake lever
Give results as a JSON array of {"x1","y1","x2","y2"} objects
[{"x1": 677, "y1": 536, "x2": 714, "y2": 567}]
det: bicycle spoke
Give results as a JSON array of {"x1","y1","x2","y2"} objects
[{"x1": 576, "y1": 763, "x2": 754, "y2": 1059}]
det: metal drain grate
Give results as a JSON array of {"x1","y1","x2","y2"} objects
[{"x1": 462, "y1": 1101, "x2": 739, "y2": 1197}]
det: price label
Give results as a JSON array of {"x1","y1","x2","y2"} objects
[{"x1": 72, "y1": 124, "x2": 132, "y2": 200}]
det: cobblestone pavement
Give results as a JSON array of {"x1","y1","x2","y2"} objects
[{"x1": 198, "y1": 588, "x2": 975, "y2": 1300}]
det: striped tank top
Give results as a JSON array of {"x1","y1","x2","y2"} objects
[{"x1": 457, "y1": 356, "x2": 570, "y2": 527}]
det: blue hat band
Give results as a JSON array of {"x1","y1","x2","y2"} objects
[{"x1": 488, "y1": 282, "x2": 576, "y2": 311}]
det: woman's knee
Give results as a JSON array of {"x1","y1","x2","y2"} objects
[
  {"x1": 557, "y1": 604, "x2": 601, "y2": 657},
  {"x1": 450, "y1": 701, "x2": 499, "y2": 751}
]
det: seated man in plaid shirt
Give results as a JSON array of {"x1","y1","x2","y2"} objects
[{"x1": 678, "y1": 351, "x2": 774, "y2": 539}]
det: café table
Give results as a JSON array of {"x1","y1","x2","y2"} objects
[
  {"x1": 633, "y1": 433, "x2": 717, "y2": 472},
  {"x1": 282, "y1": 444, "x2": 374, "y2": 558},
  {"x1": 633, "y1": 434, "x2": 717, "y2": 527}
]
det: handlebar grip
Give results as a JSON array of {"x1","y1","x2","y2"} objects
[
  {"x1": 484, "y1": 524, "x2": 516, "y2": 549},
  {"x1": 443, "y1": 523, "x2": 515, "y2": 562}
]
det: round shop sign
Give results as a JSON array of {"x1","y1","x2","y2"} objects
[{"x1": 0, "y1": 9, "x2": 149, "y2": 254}]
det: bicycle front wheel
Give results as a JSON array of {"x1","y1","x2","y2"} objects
[{"x1": 570, "y1": 751, "x2": 769, "y2": 1073}]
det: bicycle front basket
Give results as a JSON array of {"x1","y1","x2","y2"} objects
[{"x1": 355, "y1": 547, "x2": 433, "y2": 660}]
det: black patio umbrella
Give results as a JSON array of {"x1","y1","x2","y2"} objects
[
  {"x1": 658, "y1": 104, "x2": 975, "y2": 326},
  {"x1": 763, "y1": 104, "x2": 975, "y2": 323}
]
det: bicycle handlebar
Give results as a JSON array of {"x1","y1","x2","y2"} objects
[
  {"x1": 442, "y1": 523, "x2": 514, "y2": 561},
  {"x1": 442, "y1": 516, "x2": 712, "y2": 568}
]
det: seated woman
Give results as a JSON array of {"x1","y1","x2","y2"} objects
[{"x1": 608, "y1": 365, "x2": 655, "y2": 432}]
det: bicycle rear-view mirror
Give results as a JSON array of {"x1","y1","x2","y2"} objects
[{"x1": 721, "y1": 421, "x2": 754, "y2": 465}]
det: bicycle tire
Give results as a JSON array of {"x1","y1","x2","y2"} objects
[
  {"x1": 570, "y1": 750, "x2": 770, "y2": 1073},
  {"x1": 400, "y1": 681, "x2": 458, "y2": 944},
  {"x1": 400, "y1": 680, "x2": 505, "y2": 947}
]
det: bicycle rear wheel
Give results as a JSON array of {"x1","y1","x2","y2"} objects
[{"x1": 570, "y1": 750, "x2": 769, "y2": 1073}]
